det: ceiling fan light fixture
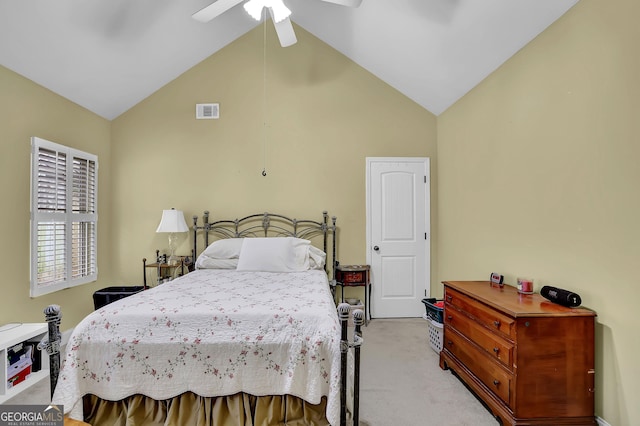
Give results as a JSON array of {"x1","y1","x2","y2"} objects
[
  {"x1": 243, "y1": 0, "x2": 264, "y2": 20},
  {"x1": 269, "y1": 1, "x2": 291, "y2": 23},
  {"x1": 244, "y1": 0, "x2": 291, "y2": 23}
]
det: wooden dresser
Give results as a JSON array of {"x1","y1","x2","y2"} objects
[{"x1": 439, "y1": 281, "x2": 596, "y2": 425}]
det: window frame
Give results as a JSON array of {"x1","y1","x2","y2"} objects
[{"x1": 30, "y1": 136, "x2": 99, "y2": 297}]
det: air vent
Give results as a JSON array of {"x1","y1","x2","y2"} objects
[{"x1": 196, "y1": 103, "x2": 219, "y2": 119}]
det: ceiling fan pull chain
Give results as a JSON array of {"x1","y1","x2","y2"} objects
[{"x1": 261, "y1": 14, "x2": 268, "y2": 177}]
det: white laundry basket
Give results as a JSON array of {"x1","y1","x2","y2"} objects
[{"x1": 426, "y1": 316, "x2": 444, "y2": 353}]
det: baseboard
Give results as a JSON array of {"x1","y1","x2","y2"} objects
[{"x1": 596, "y1": 416, "x2": 611, "y2": 426}]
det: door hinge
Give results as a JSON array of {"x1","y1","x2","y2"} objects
[
  {"x1": 425, "y1": 233, "x2": 427, "y2": 240},
  {"x1": 424, "y1": 176, "x2": 427, "y2": 183}
]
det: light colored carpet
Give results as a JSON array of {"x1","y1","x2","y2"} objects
[
  {"x1": 6, "y1": 319, "x2": 499, "y2": 425},
  {"x1": 358, "y1": 318, "x2": 498, "y2": 426}
]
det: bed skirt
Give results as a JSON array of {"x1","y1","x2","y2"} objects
[{"x1": 81, "y1": 392, "x2": 329, "y2": 426}]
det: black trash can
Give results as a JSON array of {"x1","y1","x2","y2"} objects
[{"x1": 93, "y1": 286, "x2": 145, "y2": 310}]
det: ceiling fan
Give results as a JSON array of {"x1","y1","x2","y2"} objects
[{"x1": 192, "y1": 0, "x2": 363, "y2": 47}]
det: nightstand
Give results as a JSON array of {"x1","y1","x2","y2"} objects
[
  {"x1": 335, "y1": 264, "x2": 371, "y2": 325},
  {"x1": 143, "y1": 250, "x2": 193, "y2": 286}
]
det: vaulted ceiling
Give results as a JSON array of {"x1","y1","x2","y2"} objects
[{"x1": 0, "y1": 0, "x2": 579, "y2": 120}]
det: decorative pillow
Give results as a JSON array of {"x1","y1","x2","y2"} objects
[
  {"x1": 201, "y1": 238, "x2": 244, "y2": 259},
  {"x1": 195, "y1": 256, "x2": 239, "y2": 270},
  {"x1": 237, "y1": 237, "x2": 310, "y2": 272}
]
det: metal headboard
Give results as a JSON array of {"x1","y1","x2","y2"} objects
[{"x1": 192, "y1": 211, "x2": 338, "y2": 284}]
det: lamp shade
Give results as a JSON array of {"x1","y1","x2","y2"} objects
[{"x1": 156, "y1": 209, "x2": 189, "y2": 233}]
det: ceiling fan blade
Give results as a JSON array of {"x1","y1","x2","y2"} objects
[
  {"x1": 319, "y1": 0, "x2": 363, "y2": 7},
  {"x1": 271, "y1": 14, "x2": 297, "y2": 47},
  {"x1": 192, "y1": 0, "x2": 245, "y2": 23}
]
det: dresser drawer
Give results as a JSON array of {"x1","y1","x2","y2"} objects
[
  {"x1": 444, "y1": 326, "x2": 512, "y2": 406},
  {"x1": 445, "y1": 288, "x2": 515, "y2": 339},
  {"x1": 445, "y1": 308, "x2": 514, "y2": 370}
]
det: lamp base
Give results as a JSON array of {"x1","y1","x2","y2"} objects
[{"x1": 168, "y1": 233, "x2": 179, "y2": 266}]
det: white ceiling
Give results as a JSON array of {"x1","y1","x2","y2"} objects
[{"x1": 0, "y1": 0, "x2": 578, "y2": 120}]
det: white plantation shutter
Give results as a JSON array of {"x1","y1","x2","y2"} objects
[
  {"x1": 31, "y1": 137, "x2": 98, "y2": 297},
  {"x1": 36, "y1": 222, "x2": 66, "y2": 286}
]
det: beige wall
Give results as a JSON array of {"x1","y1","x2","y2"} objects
[
  {"x1": 437, "y1": 0, "x2": 639, "y2": 423},
  {"x1": 0, "y1": 65, "x2": 113, "y2": 329},
  {"x1": 109, "y1": 24, "x2": 437, "y2": 296}
]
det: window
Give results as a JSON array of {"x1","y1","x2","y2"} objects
[{"x1": 30, "y1": 137, "x2": 98, "y2": 297}]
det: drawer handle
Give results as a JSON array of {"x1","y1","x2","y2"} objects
[
  {"x1": 493, "y1": 320, "x2": 501, "y2": 328},
  {"x1": 446, "y1": 295, "x2": 452, "y2": 302},
  {"x1": 446, "y1": 340, "x2": 453, "y2": 347},
  {"x1": 493, "y1": 347, "x2": 499, "y2": 354},
  {"x1": 493, "y1": 379, "x2": 500, "y2": 386},
  {"x1": 447, "y1": 315, "x2": 453, "y2": 321}
]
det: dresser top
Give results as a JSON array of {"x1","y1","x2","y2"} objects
[{"x1": 443, "y1": 281, "x2": 596, "y2": 318}]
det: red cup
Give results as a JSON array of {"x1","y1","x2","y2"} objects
[{"x1": 517, "y1": 277, "x2": 534, "y2": 293}]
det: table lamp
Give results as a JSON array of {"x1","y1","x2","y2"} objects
[{"x1": 156, "y1": 208, "x2": 189, "y2": 265}]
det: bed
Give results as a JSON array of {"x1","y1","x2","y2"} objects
[{"x1": 51, "y1": 211, "x2": 361, "y2": 426}]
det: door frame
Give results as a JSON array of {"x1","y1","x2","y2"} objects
[{"x1": 365, "y1": 157, "x2": 431, "y2": 318}]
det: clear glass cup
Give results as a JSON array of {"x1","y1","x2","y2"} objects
[{"x1": 517, "y1": 277, "x2": 534, "y2": 294}]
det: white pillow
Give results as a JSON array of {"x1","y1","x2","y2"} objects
[
  {"x1": 309, "y1": 245, "x2": 326, "y2": 269},
  {"x1": 290, "y1": 237, "x2": 312, "y2": 270},
  {"x1": 236, "y1": 237, "x2": 310, "y2": 272},
  {"x1": 201, "y1": 238, "x2": 244, "y2": 259},
  {"x1": 195, "y1": 256, "x2": 238, "y2": 270}
]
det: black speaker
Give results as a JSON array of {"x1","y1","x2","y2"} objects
[{"x1": 540, "y1": 285, "x2": 582, "y2": 308}]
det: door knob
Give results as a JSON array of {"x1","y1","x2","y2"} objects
[{"x1": 373, "y1": 246, "x2": 379, "y2": 251}]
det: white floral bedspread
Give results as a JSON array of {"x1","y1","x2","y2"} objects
[{"x1": 52, "y1": 269, "x2": 341, "y2": 425}]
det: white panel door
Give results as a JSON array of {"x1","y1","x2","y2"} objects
[{"x1": 367, "y1": 158, "x2": 430, "y2": 318}]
